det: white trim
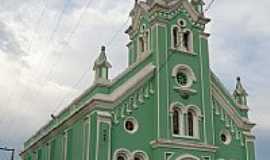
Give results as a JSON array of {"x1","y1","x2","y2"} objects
[
  {"x1": 171, "y1": 25, "x2": 180, "y2": 49},
  {"x1": 172, "y1": 64, "x2": 197, "y2": 88},
  {"x1": 63, "y1": 130, "x2": 68, "y2": 160},
  {"x1": 199, "y1": 35, "x2": 207, "y2": 144},
  {"x1": 95, "y1": 111, "x2": 112, "y2": 160},
  {"x1": 123, "y1": 116, "x2": 139, "y2": 134},
  {"x1": 155, "y1": 23, "x2": 160, "y2": 139},
  {"x1": 113, "y1": 148, "x2": 131, "y2": 160},
  {"x1": 93, "y1": 64, "x2": 155, "y2": 103},
  {"x1": 132, "y1": 150, "x2": 149, "y2": 160},
  {"x1": 219, "y1": 129, "x2": 232, "y2": 145},
  {"x1": 176, "y1": 154, "x2": 200, "y2": 160}
]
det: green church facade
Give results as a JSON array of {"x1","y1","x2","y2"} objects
[{"x1": 20, "y1": 0, "x2": 256, "y2": 160}]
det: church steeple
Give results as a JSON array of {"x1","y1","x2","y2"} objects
[
  {"x1": 93, "y1": 46, "x2": 112, "y2": 82},
  {"x1": 233, "y1": 77, "x2": 248, "y2": 106}
]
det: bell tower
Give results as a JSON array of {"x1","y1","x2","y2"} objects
[{"x1": 126, "y1": 0, "x2": 213, "y2": 143}]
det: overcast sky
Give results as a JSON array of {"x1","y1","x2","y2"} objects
[{"x1": 0, "y1": 0, "x2": 269, "y2": 159}]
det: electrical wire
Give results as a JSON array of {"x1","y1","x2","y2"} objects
[
  {"x1": 106, "y1": 17, "x2": 130, "y2": 47},
  {"x1": 42, "y1": 0, "x2": 94, "y2": 84},
  {"x1": 51, "y1": 66, "x2": 91, "y2": 115},
  {"x1": 205, "y1": 0, "x2": 217, "y2": 12}
]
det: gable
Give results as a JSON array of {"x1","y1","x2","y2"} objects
[
  {"x1": 210, "y1": 71, "x2": 255, "y2": 130},
  {"x1": 22, "y1": 63, "x2": 156, "y2": 154}
]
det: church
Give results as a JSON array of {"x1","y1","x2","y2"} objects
[{"x1": 20, "y1": 0, "x2": 256, "y2": 160}]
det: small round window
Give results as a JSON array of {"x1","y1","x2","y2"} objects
[
  {"x1": 124, "y1": 117, "x2": 138, "y2": 134},
  {"x1": 178, "y1": 19, "x2": 186, "y2": 27},
  {"x1": 176, "y1": 72, "x2": 188, "y2": 87},
  {"x1": 133, "y1": 151, "x2": 149, "y2": 160},
  {"x1": 117, "y1": 155, "x2": 127, "y2": 160},
  {"x1": 220, "y1": 130, "x2": 232, "y2": 145}
]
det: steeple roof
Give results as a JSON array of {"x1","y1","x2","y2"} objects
[
  {"x1": 93, "y1": 46, "x2": 112, "y2": 70},
  {"x1": 233, "y1": 77, "x2": 248, "y2": 96}
]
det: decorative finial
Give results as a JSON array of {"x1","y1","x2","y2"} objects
[
  {"x1": 233, "y1": 76, "x2": 248, "y2": 106},
  {"x1": 101, "y1": 46, "x2": 106, "y2": 52},
  {"x1": 237, "y1": 76, "x2": 241, "y2": 82}
]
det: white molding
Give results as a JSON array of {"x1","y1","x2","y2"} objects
[
  {"x1": 123, "y1": 116, "x2": 139, "y2": 134},
  {"x1": 176, "y1": 154, "x2": 200, "y2": 160},
  {"x1": 113, "y1": 148, "x2": 132, "y2": 160},
  {"x1": 171, "y1": 64, "x2": 197, "y2": 88},
  {"x1": 211, "y1": 83, "x2": 255, "y2": 130},
  {"x1": 132, "y1": 150, "x2": 149, "y2": 160},
  {"x1": 93, "y1": 64, "x2": 155, "y2": 103},
  {"x1": 95, "y1": 111, "x2": 112, "y2": 160},
  {"x1": 150, "y1": 139, "x2": 218, "y2": 152}
]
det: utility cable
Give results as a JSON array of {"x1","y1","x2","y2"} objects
[
  {"x1": 106, "y1": 17, "x2": 130, "y2": 47},
  {"x1": 205, "y1": 0, "x2": 217, "y2": 12}
]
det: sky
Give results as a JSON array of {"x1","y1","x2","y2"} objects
[{"x1": 0, "y1": 0, "x2": 269, "y2": 159}]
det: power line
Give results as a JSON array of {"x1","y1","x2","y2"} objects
[
  {"x1": 106, "y1": 17, "x2": 130, "y2": 47},
  {"x1": 205, "y1": 0, "x2": 217, "y2": 12},
  {"x1": 51, "y1": 65, "x2": 91, "y2": 115},
  {"x1": 42, "y1": 0, "x2": 94, "y2": 84},
  {"x1": 29, "y1": 0, "x2": 95, "y2": 115}
]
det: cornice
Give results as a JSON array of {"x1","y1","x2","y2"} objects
[
  {"x1": 211, "y1": 82, "x2": 256, "y2": 130},
  {"x1": 21, "y1": 63, "x2": 156, "y2": 155},
  {"x1": 150, "y1": 139, "x2": 218, "y2": 152}
]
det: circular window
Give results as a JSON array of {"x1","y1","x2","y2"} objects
[
  {"x1": 117, "y1": 155, "x2": 127, "y2": 160},
  {"x1": 114, "y1": 149, "x2": 131, "y2": 160},
  {"x1": 134, "y1": 155, "x2": 144, "y2": 160},
  {"x1": 133, "y1": 151, "x2": 149, "y2": 160},
  {"x1": 176, "y1": 72, "x2": 188, "y2": 87},
  {"x1": 220, "y1": 130, "x2": 232, "y2": 145},
  {"x1": 124, "y1": 117, "x2": 138, "y2": 134},
  {"x1": 178, "y1": 19, "x2": 186, "y2": 27}
]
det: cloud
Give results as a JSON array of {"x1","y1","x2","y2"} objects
[
  {"x1": 0, "y1": 21, "x2": 26, "y2": 57},
  {"x1": 0, "y1": 0, "x2": 269, "y2": 160}
]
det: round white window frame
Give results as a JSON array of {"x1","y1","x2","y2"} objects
[
  {"x1": 177, "y1": 18, "x2": 187, "y2": 28},
  {"x1": 220, "y1": 130, "x2": 232, "y2": 145},
  {"x1": 123, "y1": 117, "x2": 139, "y2": 134},
  {"x1": 133, "y1": 150, "x2": 149, "y2": 160},
  {"x1": 172, "y1": 64, "x2": 197, "y2": 88},
  {"x1": 113, "y1": 148, "x2": 131, "y2": 160}
]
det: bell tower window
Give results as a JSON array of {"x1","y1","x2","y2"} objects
[
  {"x1": 173, "y1": 108, "x2": 180, "y2": 135},
  {"x1": 187, "y1": 110, "x2": 194, "y2": 137},
  {"x1": 183, "y1": 30, "x2": 192, "y2": 51},
  {"x1": 139, "y1": 36, "x2": 145, "y2": 53},
  {"x1": 172, "y1": 27, "x2": 179, "y2": 48},
  {"x1": 171, "y1": 19, "x2": 193, "y2": 53}
]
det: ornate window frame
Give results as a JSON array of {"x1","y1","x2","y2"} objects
[
  {"x1": 169, "y1": 102, "x2": 202, "y2": 139},
  {"x1": 172, "y1": 64, "x2": 197, "y2": 97},
  {"x1": 113, "y1": 148, "x2": 131, "y2": 160},
  {"x1": 132, "y1": 150, "x2": 149, "y2": 160},
  {"x1": 123, "y1": 116, "x2": 139, "y2": 134},
  {"x1": 175, "y1": 154, "x2": 200, "y2": 160},
  {"x1": 170, "y1": 18, "x2": 194, "y2": 54},
  {"x1": 170, "y1": 102, "x2": 185, "y2": 137},
  {"x1": 186, "y1": 105, "x2": 202, "y2": 138}
]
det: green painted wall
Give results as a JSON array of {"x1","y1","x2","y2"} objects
[{"x1": 21, "y1": 1, "x2": 256, "y2": 160}]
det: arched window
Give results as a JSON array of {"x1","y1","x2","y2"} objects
[
  {"x1": 133, "y1": 151, "x2": 149, "y2": 160},
  {"x1": 187, "y1": 109, "x2": 195, "y2": 137},
  {"x1": 144, "y1": 31, "x2": 149, "y2": 51},
  {"x1": 183, "y1": 30, "x2": 190, "y2": 51},
  {"x1": 181, "y1": 30, "x2": 193, "y2": 52},
  {"x1": 139, "y1": 36, "x2": 144, "y2": 53},
  {"x1": 172, "y1": 27, "x2": 179, "y2": 48},
  {"x1": 173, "y1": 108, "x2": 180, "y2": 135}
]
